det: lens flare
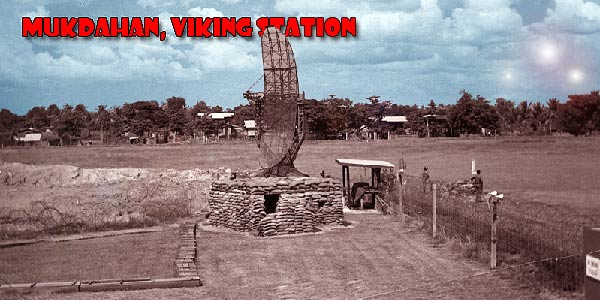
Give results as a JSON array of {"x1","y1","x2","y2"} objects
[
  {"x1": 538, "y1": 41, "x2": 559, "y2": 65},
  {"x1": 568, "y1": 68, "x2": 583, "y2": 83}
]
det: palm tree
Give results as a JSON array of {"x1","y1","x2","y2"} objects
[{"x1": 547, "y1": 98, "x2": 560, "y2": 133}]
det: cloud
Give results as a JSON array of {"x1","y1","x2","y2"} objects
[
  {"x1": 20, "y1": 38, "x2": 201, "y2": 81},
  {"x1": 1, "y1": 4, "x2": 250, "y2": 82},
  {"x1": 188, "y1": 7, "x2": 225, "y2": 17},
  {"x1": 289, "y1": 0, "x2": 527, "y2": 71},
  {"x1": 220, "y1": 0, "x2": 243, "y2": 4},
  {"x1": 354, "y1": 0, "x2": 446, "y2": 43},
  {"x1": 137, "y1": 0, "x2": 175, "y2": 9},
  {"x1": 23, "y1": 5, "x2": 49, "y2": 17},
  {"x1": 450, "y1": 0, "x2": 525, "y2": 43},
  {"x1": 274, "y1": 0, "x2": 427, "y2": 15},
  {"x1": 187, "y1": 38, "x2": 260, "y2": 71},
  {"x1": 2, "y1": 0, "x2": 600, "y2": 115},
  {"x1": 544, "y1": 0, "x2": 600, "y2": 33},
  {"x1": 274, "y1": 0, "x2": 346, "y2": 15}
]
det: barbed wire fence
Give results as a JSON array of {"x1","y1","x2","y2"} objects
[
  {"x1": 0, "y1": 179, "x2": 198, "y2": 239},
  {"x1": 392, "y1": 172, "x2": 599, "y2": 292},
  {"x1": 359, "y1": 248, "x2": 600, "y2": 300}
]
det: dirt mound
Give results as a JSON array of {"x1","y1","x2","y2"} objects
[
  {"x1": 0, "y1": 162, "x2": 231, "y2": 188},
  {"x1": 0, "y1": 162, "x2": 239, "y2": 238},
  {"x1": 1, "y1": 162, "x2": 80, "y2": 187}
]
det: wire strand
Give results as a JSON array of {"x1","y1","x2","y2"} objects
[{"x1": 247, "y1": 74, "x2": 264, "y2": 91}]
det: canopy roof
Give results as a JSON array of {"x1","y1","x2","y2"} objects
[{"x1": 335, "y1": 159, "x2": 395, "y2": 169}]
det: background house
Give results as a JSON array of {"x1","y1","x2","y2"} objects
[
  {"x1": 244, "y1": 120, "x2": 256, "y2": 139},
  {"x1": 381, "y1": 115, "x2": 408, "y2": 138},
  {"x1": 422, "y1": 114, "x2": 449, "y2": 137}
]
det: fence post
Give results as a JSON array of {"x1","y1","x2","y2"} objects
[
  {"x1": 398, "y1": 159, "x2": 405, "y2": 222},
  {"x1": 432, "y1": 183, "x2": 437, "y2": 237},
  {"x1": 490, "y1": 200, "x2": 498, "y2": 269}
]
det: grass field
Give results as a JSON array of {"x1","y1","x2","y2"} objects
[
  {"x1": 1, "y1": 136, "x2": 599, "y2": 213},
  {"x1": 0, "y1": 227, "x2": 178, "y2": 284}
]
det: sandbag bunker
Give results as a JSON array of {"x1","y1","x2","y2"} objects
[{"x1": 208, "y1": 177, "x2": 345, "y2": 236}]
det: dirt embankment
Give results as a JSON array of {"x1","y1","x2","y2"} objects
[
  {"x1": 0, "y1": 162, "x2": 232, "y2": 188},
  {"x1": 0, "y1": 162, "x2": 233, "y2": 239}
]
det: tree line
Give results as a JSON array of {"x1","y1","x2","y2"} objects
[{"x1": 1, "y1": 90, "x2": 599, "y2": 145}]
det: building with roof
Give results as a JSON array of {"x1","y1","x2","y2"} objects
[
  {"x1": 196, "y1": 112, "x2": 235, "y2": 119},
  {"x1": 15, "y1": 133, "x2": 42, "y2": 146},
  {"x1": 381, "y1": 116, "x2": 408, "y2": 123},
  {"x1": 196, "y1": 112, "x2": 236, "y2": 140},
  {"x1": 422, "y1": 114, "x2": 449, "y2": 137},
  {"x1": 244, "y1": 120, "x2": 256, "y2": 138},
  {"x1": 381, "y1": 115, "x2": 409, "y2": 138},
  {"x1": 209, "y1": 112, "x2": 235, "y2": 120}
]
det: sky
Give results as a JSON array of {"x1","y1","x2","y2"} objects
[{"x1": 1, "y1": 0, "x2": 600, "y2": 115}]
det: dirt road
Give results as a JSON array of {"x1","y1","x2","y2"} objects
[
  {"x1": 192, "y1": 213, "x2": 564, "y2": 300},
  {"x1": 5, "y1": 213, "x2": 572, "y2": 299}
]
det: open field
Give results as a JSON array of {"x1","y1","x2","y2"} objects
[
  {"x1": 1, "y1": 136, "x2": 599, "y2": 213},
  {"x1": 0, "y1": 227, "x2": 178, "y2": 284},
  {"x1": 1, "y1": 214, "x2": 572, "y2": 300}
]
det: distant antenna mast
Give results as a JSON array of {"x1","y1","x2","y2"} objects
[{"x1": 367, "y1": 95, "x2": 380, "y2": 104}]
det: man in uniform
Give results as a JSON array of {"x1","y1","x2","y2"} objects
[
  {"x1": 471, "y1": 169, "x2": 483, "y2": 202},
  {"x1": 421, "y1": 166, "x2": 430, "y2": 194}
]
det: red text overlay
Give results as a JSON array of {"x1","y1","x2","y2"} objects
[{"x1": 22, "y1": 17, "x2": 357, "y2": 40}]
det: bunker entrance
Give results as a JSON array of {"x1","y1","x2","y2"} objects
[
  {"x1": 317, "y1": 199, "x2": 327, "y2": 208},
  {"x1": 264, "y1": 194, "x2": 280, "y2": 214}
]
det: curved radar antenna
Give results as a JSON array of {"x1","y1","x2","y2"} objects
[{"x1": 243, "y1": 26, "x2": 306, "y2": 177}]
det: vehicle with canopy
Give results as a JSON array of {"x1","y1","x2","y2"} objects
[{"x1": 335, "y1": 158, "x2": 395, "y2": 210}]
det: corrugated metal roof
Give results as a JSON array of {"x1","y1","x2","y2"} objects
[
  {"x1": 17, "y1": 133, "x2": 42, "y2": 142},
  {"x1": 196, "y1": 112, "x2": 235, "y2": 119},
  {"x1": 423, "y1": 114, "x2": 446, "y2": 119},
  {"x1": 382, "y1": 116, "x2": 407, "y2": 123},
  {"x1": 209, "y1": 112, "x2": 234, "y2": 119}
]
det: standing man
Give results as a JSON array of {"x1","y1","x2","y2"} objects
[
  {"x1": 421, "y1": 166, "x2": 430, "y2": 194},
  {"x1": 472, "y1": 169, "x2": 483, "y2": 202}
]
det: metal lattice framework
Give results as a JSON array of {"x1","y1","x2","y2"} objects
[{"x1": 244, "y1": 27, "x2": 306, "y2": 177}]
